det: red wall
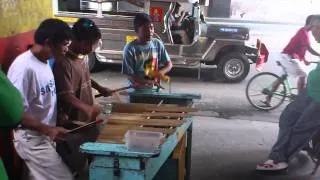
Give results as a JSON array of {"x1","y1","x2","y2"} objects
[{"x1": 0, "y1": 30, "x2": 35, "y2": 73}]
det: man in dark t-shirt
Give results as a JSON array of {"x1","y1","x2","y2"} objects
[{"x1": 54, "y1": 18, "x2": 112, "y2": 174}]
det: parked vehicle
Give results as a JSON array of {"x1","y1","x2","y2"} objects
[{"x1": 55, "y1": 0, "x2": 259, "y2": 82}]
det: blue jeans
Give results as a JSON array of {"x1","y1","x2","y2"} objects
[{"x1": 268, "y1": 90, "x2": 320, "y2": 162}]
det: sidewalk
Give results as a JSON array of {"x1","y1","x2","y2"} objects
[{"x1": 191, "y1": 116, "x2": 320, "y2": 180}]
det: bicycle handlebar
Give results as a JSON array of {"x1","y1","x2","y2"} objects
[{"x1": 308, "y1": 61, "x2": 320, "y2": 64}]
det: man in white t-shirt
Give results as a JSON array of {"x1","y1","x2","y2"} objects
[{"x1": 7, "y1": 19, "x2": 74, "y2": 180}]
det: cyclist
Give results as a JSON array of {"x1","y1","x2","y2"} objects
[
  {"x1": 262, "y1": 15, "x2": 320, "y2": 107},
  {"x1": 280, "y1": 15, "x2": 320, "y2": 94}
]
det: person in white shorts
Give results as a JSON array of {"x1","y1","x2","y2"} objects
[
  {"x1": 281, "y1": 15, "x2": 320, "y2": 95},
  {"x1": 7, "y1": 19, "x2": 74, "y2": 180}
]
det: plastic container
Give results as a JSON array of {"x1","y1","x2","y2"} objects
[
  {"x1": 98, "y1": 99, "x2": 113, "y2": 115},
  {"x1": 97, "y1": 100, "x2": 112, "y2": 132},
  {"x1": 125, "y1": 130, "x2": 163, "y2": 153}
]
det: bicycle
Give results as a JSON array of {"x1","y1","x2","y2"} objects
[
  {"x1": 246, "y1": 61, "x2": 319, "y2": 110},
  {"x1": 246, "y1": 61, "x2": 298, "y2": 111}
]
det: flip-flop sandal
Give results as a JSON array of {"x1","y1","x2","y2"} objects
[{"x1": 256, "y1": 160, "x2": 288, "y2": 171}]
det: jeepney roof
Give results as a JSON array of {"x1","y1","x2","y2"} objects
[
  {"x1": 151, "y1": 0, "x2": 199, "y2": 3},
  {"x1": 99, "y1": 0, "x2": 200, "y2": 4}
]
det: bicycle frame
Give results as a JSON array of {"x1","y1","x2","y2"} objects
[
  {"x1": 283, "y1": 77, "x2": 297, "y2": 99},
  {"x1": 264, "y1": 74, "x2": 296, "y2": 101}
]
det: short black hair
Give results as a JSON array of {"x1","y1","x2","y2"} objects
[
  {"x1": 306, "y1": 15, "x2": 315, "y2": 26},
  {"x1": 72, "y1": 18, "x2": 101, "y2": 42},
  {"x1": 175, "y1": 2, "x2": 181, "y2": 9},
  {"x1": 134, "y1": 13, "x2": 152, "y2": 32},
  {"x1": 34, "y1": 18, "x2": 72, "y2": 46}
]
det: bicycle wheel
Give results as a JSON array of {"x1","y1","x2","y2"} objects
[{"x1": 246, "y1": 72, "x2": 287, "y2": 111}]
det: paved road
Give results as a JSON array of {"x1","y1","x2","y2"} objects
[{"x1": 91, "y1": 57, "x2": 319, "y2": 180}]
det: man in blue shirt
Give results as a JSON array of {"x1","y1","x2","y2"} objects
[{"x1": 122, "y1": 13, "x2": 172, "y2": 90}]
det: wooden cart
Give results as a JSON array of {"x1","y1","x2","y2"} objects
[{"x1": 81, "y1": 102, "x2": 197, "y2": 180}]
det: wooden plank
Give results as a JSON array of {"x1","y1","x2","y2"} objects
[
  {"x1": 107, "y1": 115, "x2": 184, "y2": 121},
  {"x1": 133, "y1": 127, "x2": 175, "y2": 135},
  {"x1": 108, "y1": 115, "x2": 148, "y2": 121},
  {"x1": 110, "y1": 112, "x2": 188, "y2": 118},
  {"x1": 142, "y1": 112, "x2": 187, "y2": 117},
  {"x1": 100, "y1": 126, "x2": 175, "y2": 136},
  {"x1": 113, "y1": 102, "x2": 183, "y2": 108},
  {"x1": 108, "y1": 116, "x2": 183, "y2": 122},
  {"x1": 99, "y1": 129, "x2": 127, "y2": 136},
  {"x1": 111, "y1": 103, "x2": 191, "y2": 113},
  {"x1": 98, "y1": 127, "x2": 174, "y2": 144},
  {"x1": 110, "y1": 103, "x2": 153, "y2": 113},
  {"x1": 108, "y1": 119, "x2": 183, "y2": 126},
  {"x1": 144, "y1": 107, "x2": 197, "y2": 113},
  {"x1": 98, "y1": 138, "x2": 124, "y2": 144},
  {"x1": 99, "y1": 135, "x2": 124, "y2": 140},
  {"x1": 108, "y1": 119, "x2": 183, "y2": 127}
]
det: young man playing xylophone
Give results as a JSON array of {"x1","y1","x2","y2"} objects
[
  {"x1": 53, "y1": 18, "x2": 112, "y2": 176},
  {"x1": 122, "y1": 13, "x2": 173, "y2": 91}
]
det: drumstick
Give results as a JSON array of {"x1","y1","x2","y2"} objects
[
  {"x1": 95, "y1": 86, "x2": 132, "y2": 98},
  {"x1": 67, "y1": 119, "x2": 104, "y2": 134},
  {"x1": 113, "y1": 92, "x2": 124, "y2": 103},
  {"x1": 146, "y1": 100, "x2": 164, "y2": 120}
]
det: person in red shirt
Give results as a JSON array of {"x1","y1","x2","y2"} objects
[{"x1": 281, "y1": 15, "x2": 320, "y2": 94}]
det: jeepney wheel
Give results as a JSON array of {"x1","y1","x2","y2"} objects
[
  {"x1": 216, "y1": 52, "x2": 250, "y2": 83},
  {"x1": 88, "y1": 52, "x2": 100, "y2": 72}
]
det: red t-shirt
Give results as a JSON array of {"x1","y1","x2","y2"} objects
[{"x1": 282, "y1": 27, "x2": 310, "y2": 61}]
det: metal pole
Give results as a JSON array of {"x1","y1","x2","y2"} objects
[
  {"x1": 185, "y1": 123, "x2": 193, "y2": 180},
  {"x1": 96, "y1": 0, "x2": 103, "y2": 18},
  {"x1": 198, "y1": 62, "x2": 201, "y2": 80},
  {"x1": 116, "y1": 1, "x2": 119, "y2": 12},
  {"x1": 144, "y1": 0, "x2": 150, "y2": 14}
]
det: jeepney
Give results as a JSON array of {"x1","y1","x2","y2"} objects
[{"x1": 54, "y1": 0, "x2": 259, "y2": 82}]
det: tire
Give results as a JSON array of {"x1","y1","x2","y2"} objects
[
  {"x1": 216, "y1": 52, "x2": 250, "y2": 83},
  {"x1": 246, "y1": 72, "x2": 287, "y2": 111},
  {"x1": 88, "y1": 52, "x2": 99, "y2": 72}
]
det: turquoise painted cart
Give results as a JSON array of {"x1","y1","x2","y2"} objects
[
  {"x1": 81, "y1": 92, "x2": 200, "y2": 180},
  {"x1": 80, "y1": 117, "x2": 192, "y2": 180}
]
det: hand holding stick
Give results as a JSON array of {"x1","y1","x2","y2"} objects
[
  {"x1": 95, "y1": 86, "x2": 132, "y2": 98},
  {"x1": 67, "y1": 119, "x2": 104, "y2": 134}
]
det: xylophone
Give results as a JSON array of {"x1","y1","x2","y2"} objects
[{"x1": 81, "y1": 102, "x2": 197, "y2": 180}]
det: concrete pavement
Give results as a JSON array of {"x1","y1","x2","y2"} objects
[{"x1": 191, "y1": 116, "x2": 320, "y2": 180}]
